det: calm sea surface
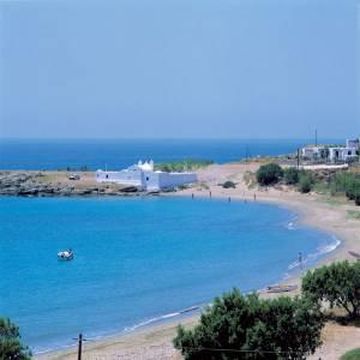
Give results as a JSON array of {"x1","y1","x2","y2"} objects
[
  {"x1": 0, "y1": 138, "x2": 341, "y2": 170},
  {"x1": 0, "y1": 196, "x2": 338, "y2": 353}
]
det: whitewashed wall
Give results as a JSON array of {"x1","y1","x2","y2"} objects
[
  {"x1": 144, "y1": 171, "x2": 197, "y2": 191},
  {"x1": 96, "y1": 169, "x2": 197, "y2": 191},
  {"x1": 96, "y1": 169, "x2": 144, "y2": 188}
]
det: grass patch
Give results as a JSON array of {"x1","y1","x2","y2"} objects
[
  {"x1": 319, "y1": 196, "x2": 347, "y2": 207},
  {"x1": 340, "y1": 348, "x2": 360, "y2": 360},
  {"x1": 312, "y1": 182, "x2": 331, "y2": 195},
  {"x1": 36, "y1": 172, "x2": 66, "y2": 183},
  {"x1": 155, "y1": 159, "x2": 213, "y2": 172},
  {"x1": 348, "y1": 210, "x2": 360, "y2": 220}
]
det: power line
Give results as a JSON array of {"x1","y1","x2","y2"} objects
[{"x1": 180, "y1": 346, "x2": 305, "y2": 355}]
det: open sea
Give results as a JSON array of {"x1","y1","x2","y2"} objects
[
  {"x1": 0, "y1": 138, "x2": 341, "y2": 170},
  {"x1": 0, "y1": 196, "x2": 339, "y2": 353}
]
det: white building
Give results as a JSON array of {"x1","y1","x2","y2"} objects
[
  {"x1": 96, "y1": 160, "x2": 197, "y2": 191},
  {"x1": 329, "y1": 147, "x2": 357, "y2": 163},
  {"x1": 301, "y1": 146, "x2": 329, "y2": 161},
  {"x1": 346, "y1": 138, "x2": 360, "y2": 150},
  {"x1": 301, "y1": 138, "x2": 359, "y2": 163}
]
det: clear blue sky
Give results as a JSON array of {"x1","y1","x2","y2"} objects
[{"x1": 0, "y1": 0, "x2": 359, "y2": 139}]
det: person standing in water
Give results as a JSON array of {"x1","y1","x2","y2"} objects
[{"x1": 298, "y1": 252, "x2": 303, "y2": 270}]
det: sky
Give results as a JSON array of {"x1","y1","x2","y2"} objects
[{"x1": 0, "y1": 0, "x2": 359, "y2": 139}]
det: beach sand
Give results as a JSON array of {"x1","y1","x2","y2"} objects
[{"x1": 35, "y1": 162, "x2": 360, "y2": 360}]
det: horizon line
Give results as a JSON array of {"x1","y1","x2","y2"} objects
[{"x1": 0, "y1": 136, "x2": 353, "y2": 141}]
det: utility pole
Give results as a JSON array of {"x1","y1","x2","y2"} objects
[
  {"x1": 296, "y1": 148, "x2": 300, "y2": 169},
  {"x1": 72, "y1": 333, "x2": 89, "y2": 360},
  {"x1": 77, "y1": 333, "x2": 83, "y2": 360}
]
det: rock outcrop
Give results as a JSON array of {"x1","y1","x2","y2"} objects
[{"x1": 0, "y1": 171, "x2": 147, "y2": 197}]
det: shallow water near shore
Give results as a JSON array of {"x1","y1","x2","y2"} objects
[{"x1": 0, "y1": 196, "x2": 338, "y2": 353}]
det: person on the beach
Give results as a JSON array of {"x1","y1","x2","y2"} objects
[
  {"x1": 254, "y1": 193, "x2": 256, "y2": 201},
  {"x1": 191, "y1": 193, "x2": 194, "y2": 199},
  {"x1": 209, "y1": 191, "x2": 212, "y2": 198}
]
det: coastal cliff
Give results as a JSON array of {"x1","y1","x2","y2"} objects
[{"x1": 0, "y1": 171, "x2": 141, "y2": 196}]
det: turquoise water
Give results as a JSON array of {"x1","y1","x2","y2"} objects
[{"x1": 0, "y1": 196, "x2": 338, "y2": 353}]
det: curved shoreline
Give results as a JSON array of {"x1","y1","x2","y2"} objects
[
  {"x1": 32, "y1": 198, "x2": 326, "y2": 354},
  {"x1": 34, "y1": 179, "x2": 360, "y2": 360}
]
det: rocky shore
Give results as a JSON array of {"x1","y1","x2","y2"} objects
[{"x1": 0, "y1": 171, "x2": 145, "y2": 197}]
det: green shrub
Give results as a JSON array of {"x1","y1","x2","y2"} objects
[
  {"x1": 283, "y1": 167, "x2": 300, "y2": 185},
  {"x1": 355, "y1": 194, "x2": 360, "y2": 206},
  {"x1": 331, "y1": 172, "x2": 360, "y2": 205},
  {"x1": 298, "y1": 173, "x2": 313, "y2": 193},
  {"x1": 340, "y1": 348, "x2": 360, "y2": 360},
  {"x1": 302, "y1": 261, "x2": 360, "y2": 319},
  {"x1": 174, "y1": 289, "x2": 324, "y2": 360},
  {"x1": 155, "y1": 159, "x2": 213, "y2": 172},
  {"x1": 222, "y1": 180, "x2": 236, "y2": 189},
  {"x1": 256, "y1": 163, "x2": 284, "y2": 186}
]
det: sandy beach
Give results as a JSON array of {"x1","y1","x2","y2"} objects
[{"x1": 35, "y1": 162, "x2": 360, "y2": 360}]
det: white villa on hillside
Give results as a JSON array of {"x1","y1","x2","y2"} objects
[
  {"x1": 96, "y1": 160, "x2": 197, "y2": 191},
  {"x1": 301, "y1": 138, "x2": 359, "y2": 163}
]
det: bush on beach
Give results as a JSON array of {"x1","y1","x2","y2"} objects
[
  {"x1": 256, "y1": 163, "x2": 284, "y2": 186},
  {"x1": 256, "y1": 165, "x2": 360, "y2": 205},
  {"x1": 283, "y1": 167, "x2": 300, "y2": 185},
  {"x1": 297, "y1": 172, "x2": 314, "y2": 193},
  {"x1": 222, "y1": 180, "x2": 236, "y2": 189},
  {"x1": 174, "y1": 289, "x2": 324, "y2": 360}
]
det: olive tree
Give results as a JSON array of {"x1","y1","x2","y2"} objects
[
  {"x1": 174, "y1": 289, "x2": 324, "y2": 360},
  {"x1": 302, "y1": 261, "x2": 360, "y2": 319}
]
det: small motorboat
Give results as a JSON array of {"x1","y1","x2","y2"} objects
[{"x1": 57, "y1": 249, "x2": 74, "y2": 261}]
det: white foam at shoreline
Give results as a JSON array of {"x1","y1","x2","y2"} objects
[
  {"x1": 123, "y1": 305, "x2": 201, "y2": 333},
  {"x1": 287, "y1": 235, "x2": 341, "y2": 271}
]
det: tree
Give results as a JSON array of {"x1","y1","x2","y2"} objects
[
  {"x1": 256, "y1": 163, "x2": 284, "y2": 186},
  {"x1": 173, "y1": 289, "x2": 323, "y2": 360},
  {"x1": 302, "y1": 261, "x2": 360, "y2": 319},
  {"x1": 0, "y1": 317, "x2": 31, "y2": 360}
]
